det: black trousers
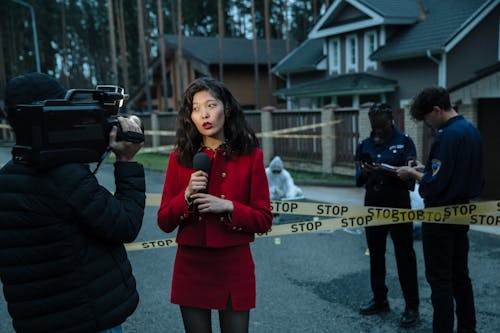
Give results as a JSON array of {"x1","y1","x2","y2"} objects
[
  {"x1": 364, "y1": 188, "x2": 419, "y2": 308},
  {"x1": 365, "y1": 223, "x2": 419, "y2": 307},
  {"x1": 422, "y1": 223, "x2": 476, "y2": 333}
]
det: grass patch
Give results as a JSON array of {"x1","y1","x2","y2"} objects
[
  {"x1": 289, "y1": 169, "x2": 354, "y2": 186},
  {"x1": 133, "y1": 153, "x2": 169, "y2": 171},
  {"x1": 125, "y1": 152, "x2": 354, "y2": 185},
  {"x1": 107, "y1": 152, "x2": 169, "y2": 172}
]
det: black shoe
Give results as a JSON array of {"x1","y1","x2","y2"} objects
[
  {"x1": 399, "y1": 308, "x2": 419, "y2": 328},
  {"x1": 359, "y1": 298, "x2": 390, "y2": 315}
]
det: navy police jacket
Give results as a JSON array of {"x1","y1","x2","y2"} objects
[
  {"x1": 419, "y1": 115, "x2": 484, "y2": 207},
  {"x1": 355, "y1": 126, "x2": 416, "y2": 195}
]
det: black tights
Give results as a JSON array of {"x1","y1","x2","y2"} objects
[{"x1": 180, "y1": 297, "x2": 249, "y2": 333}]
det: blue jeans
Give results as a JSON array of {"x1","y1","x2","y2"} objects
[{"x1": 98, "y1": 325, "x2": 123, "y2": 333}]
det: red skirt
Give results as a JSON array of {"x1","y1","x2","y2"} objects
[{"x1": 171, "y1": 244, "x2": 256, "y2": 310}]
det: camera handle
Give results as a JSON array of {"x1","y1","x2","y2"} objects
[
  {"x1": 116, "y1": 124, "x2": 144, "y2": 143},
  {"x1": 64, "y1": 89, "x2": 125, "y2": 103}
]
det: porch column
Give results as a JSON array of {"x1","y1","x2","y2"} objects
[
  {"x1": 151, "y1": 111, "x2": 160, "y2": 148},
  {"x1": 321, "y1": 107, "x2": 334, "y2": 174},
  {"x1": 260, "y1": 108, "x2": 273, "y2": 165}
]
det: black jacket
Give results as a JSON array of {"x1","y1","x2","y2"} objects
[{"x1": 0, "y1": 161, "x2": 146, "y2": 333}]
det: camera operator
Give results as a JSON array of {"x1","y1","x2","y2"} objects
[{"x1": 0, "y1": 72, "x2": 145, "y2": 333}]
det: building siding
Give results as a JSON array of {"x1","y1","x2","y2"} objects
[
  {"x1": 447, "y1": 5, "x2": 500, "y2": 88},
  {"x1": 377, "y1": 58, "x2": 438, "y2": 101}
]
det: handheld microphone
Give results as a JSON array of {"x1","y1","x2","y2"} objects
[
  {"x1": 193, "y1": 153, "x2": 211, "y2": 193},
  {"x1": 193, "y1": 152, "x2": 211, "y2": 172}
]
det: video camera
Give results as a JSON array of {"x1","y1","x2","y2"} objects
[{"x1": 11, "y1": 85, "x2": 144, "y2": 169}]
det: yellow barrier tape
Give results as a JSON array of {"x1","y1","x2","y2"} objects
[
  {"x1": 144, "y1": 130, "x2": 176, "y2": 136},
  {"x1": 138, "y1": 145, "x2": 175, "y2": 154},
  {"x1": 0, "y1": 119, "x2": 340, "y2": 149},
  {"x1": 129, "y1": 194, "x2": 500, "y2": 252},
  {"x1": 260, "y1": 134, "x2": 336, "y2": 139},
  {"x1": 146, "y1": 193, "x2": 163, "y2": 206},
  {"x1": 256, "y1": 120, "x2": 342, "y2": 138},
  {"x1": 270, "y1": 200, "x2": 500, "y2": 224},
  {"x1": 146, "y1": 194, "x2": 500, "y2": 224},
  {"x1": 143, "y1": 120, "x2": 342, "y2": 139},
  {"x1": 126, "y1": 205, "x2": 500, "y2": 252}
]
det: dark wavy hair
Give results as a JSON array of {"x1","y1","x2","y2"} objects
[
  {"x1": 175, "y1": 77, "x2": 259, "y2": 167},
  {"x1": 368, "y1": 102, "x2": 393, "y2": 119},
  {"x1": 410, "y1": 87, "x2": 451, "y2": 121}
]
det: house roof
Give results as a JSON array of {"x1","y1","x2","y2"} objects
[
  {"x1": 371, "y1": 0, "x2": 491, "y2": 60},
  {"x1": 275, "y1": 73, "x2": 397, "y2": 97},
  {"x1": 163, "y1": 35, "x2": 290, "y2": 66},
  {"x1": 356, "y1": 0, "x2": 419, "y2": 19},
  {"x1": 448, "y1": 62, "x2": 500, "y2": 92},
  {"x1": 272, "y1": 38, "x2": 325, "y2": 75},
  {"x1": 309, "y1": 0, "x2": 420, "y2": 39}
]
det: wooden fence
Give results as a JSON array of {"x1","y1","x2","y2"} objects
[{"x1": 0, "y1": 108, "x2": 360, "y2": 175}]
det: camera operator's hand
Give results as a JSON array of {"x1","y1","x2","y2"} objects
[{"x1": 109, "y1": 116, "x2": 144, "y2": 162}]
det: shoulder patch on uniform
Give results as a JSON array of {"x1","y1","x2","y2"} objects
[{"x1": 431, "y1": 158, "x2": 442, "y2": 176}]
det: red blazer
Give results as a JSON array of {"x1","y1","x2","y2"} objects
[{"x1": 157, "y1": 147, "x2": 273, "y2": 248}]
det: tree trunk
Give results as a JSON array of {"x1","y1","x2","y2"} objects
[
  {"x1": 285, "y1": 0, "x2": 290, "y2": 53},
  {"x1": 0, "y1": 32, "x2": 5, "y2": 97},
  {"x1": 170, "y1": 0, "x2": 177, "y2": 35},
  {"x1": 61, "y1": 1, "x2": 69, "y2": 87},
  {"x1": 137, "y1": 0, "x2": 152, "y2": 112},
  {"x1": 313, "y1": 0, "x2": 318, "y2": 23},
  {"x1": 157, "y1": 0, "x2": 169, "y2": 112},
  {"x1": 264, "y1": 0, "x2": 273, "y2": 106},
  {"x1": 312, "y1": 0, "x2": 318, "y2": 23},
  {"x1": 116, "y1": 0, "x2": 129, "y2": 91},
  {"x1": 177, "y1": 0, "x2": 184, "y2": 96},
  {"x1": 107, "y1": 0, "x2": 118, "y2": 83},
  {"x1": 251, "y1": 0, "x2": 260, "y2": 109},
  {"x1": 217, "y1": 0, "x2": 224, "y2": 82}
]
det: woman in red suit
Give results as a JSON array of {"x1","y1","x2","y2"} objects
[{"x1": 157, "y1": 77, "x2": 273, "y2": 333}]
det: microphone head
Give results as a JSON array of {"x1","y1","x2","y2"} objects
[{"x1": 193, "y1": 152, "x2": 211, "y2": 172}]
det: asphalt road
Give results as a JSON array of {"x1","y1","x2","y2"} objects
[{"x1": 1, "y1": 145, "x2": 499, "y2": 332}]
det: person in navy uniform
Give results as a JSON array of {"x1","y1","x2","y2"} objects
[
  {"x1": 397, "y1": 87, "x2": 484, "y2": 333},
  {"x1": 355, "y1": 102, "x2": 420, "y2": 328}
]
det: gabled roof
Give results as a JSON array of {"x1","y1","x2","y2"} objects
[
  {"x1": 370, "y1": 0, "x2": 493, "y2": 60},
  {"x1": 275, "y1": 73, "x2": 397, "y2": 97},
  {"x1": 449, "y1": 62, "x2": 500, "y2": 92},
  {"x1": 163, "y1": 35, "x2": 290, "y2": 66},
  {"x1": 309, "y1": 0, "x2": 419, "y2": 39},
  {"x1": 272, "y1": 39, "x2": 325, "y2": 75},
  {"x1": 357, "y1": 0, "x2": 420, "y2": 19}
]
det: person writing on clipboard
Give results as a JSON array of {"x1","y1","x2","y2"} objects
[{"x1": 354, "y1": 102, "x2": 420, "y2": 328}]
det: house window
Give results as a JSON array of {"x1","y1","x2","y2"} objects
[
  {"x1": 328, "y1": 38, "x2": 341, "y2": 74},
  {"x1": 364, "y1": 30, "x2": 378, "y2": 70},
  {"x1": 345, "y1": 34, "x2": 358, "y2": 72}
]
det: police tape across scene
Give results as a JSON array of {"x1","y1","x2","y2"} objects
[{"x1": 126, "y1": 195, "x2": 500, "y2": 252}]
